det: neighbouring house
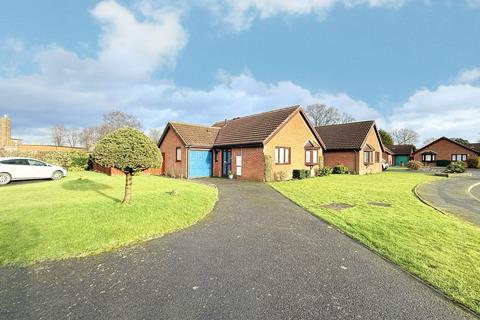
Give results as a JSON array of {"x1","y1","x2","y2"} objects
[
  {"x1": 158, "y1": 106, "x2": 325, "y2": 181},
  {"x1": 469, "y1": 143, "x2": 480, "y2": 154},
  {"x1": 383, "y1": 146, "x2": 394, "y2": 166},
  {"x1": 387, "y1": 144, "x2": 415, "y2": 166},
  {"x1": 0, "y1": 114, "x2": 85, "y2": 153},
  {"x1": 413, "y1": 137, "x2": 479, "y2": 165},
  {"x1": 315, "y1": 120, "x2": 385, "y2": 174}
]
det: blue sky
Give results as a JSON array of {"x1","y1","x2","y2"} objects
[{"x1": 1, "y1": 0, "x2": 479, "y2": 144}]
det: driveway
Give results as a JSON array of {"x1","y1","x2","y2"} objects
[
  {"x1": 416, "y1": 169, "x2": 480, "y2": 226},
  {"x1": 0, "y1": 179, "x2": 473, "y2": 319}
]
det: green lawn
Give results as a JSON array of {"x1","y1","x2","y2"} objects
[
  {"x1": 0, "y1": 171, "x2": 217, "y2": 266},
  {"x1": 271, "y1": 172, "x2": 480, "y2": 314}
]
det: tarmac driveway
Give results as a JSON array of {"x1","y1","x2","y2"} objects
[{"x1": 0, "y1": 178, "x2": 472, "y2": 319}]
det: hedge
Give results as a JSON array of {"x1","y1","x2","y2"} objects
[{"x1": 292, "y1": 169, "x2": 311, "y2": 179}]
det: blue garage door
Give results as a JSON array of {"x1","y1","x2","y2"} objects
[{"x1": 189, "y1": 150, "x2": 212, "y2": 178}]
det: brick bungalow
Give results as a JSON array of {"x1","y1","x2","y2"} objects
[
  {"x1": 413, "y1": 137, "x2": 479, "y2": 165},
  {"x1": 386, "y1": 144, "x2": 415, "y2": 166},
  {"x1": 158, "y1": 106, "x2": 325, "y2": 181},
  {"x1": 315, "y1": 120, "x2": 385, "y2": 174}
]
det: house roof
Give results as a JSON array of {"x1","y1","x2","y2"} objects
[
  {"x1": 469, "y1": 143, "x2": 480, "y2": 153},
  {"x1": 315, "y1": 120, "x2": 384, "y2": 152},
  {"x1": 387, "y1": 144, "x2": 414, "y2": 155},
  {"x1": 414, "y1": 137, "x2": 480, "y2": 155},
  {"x1": 159, "y1": 106, "x2": 326, "y2": 149},
  {"x1": 383, "y1": 146, "x2": 394, "y2": 155},
  {"x1": 159, "y1": 122, "x2": 220, "y2": 147},
  {"x1": 213, "y1": 106, "x2": 325, "y2": 148}
]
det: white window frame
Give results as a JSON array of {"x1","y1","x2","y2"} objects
[{"x1": 176, "y1": 147, "x2": 182, "y2": 161}]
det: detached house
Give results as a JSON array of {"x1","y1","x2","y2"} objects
[
  {"x1": 158, "y1": 106, "x2": 325, "y2": 181},
  {"x1": 413, "y1": 137, "x2": 479, "y2": 165},
  {"x1": 315, "y1": 120, "x2": 385, "y2": 174}
]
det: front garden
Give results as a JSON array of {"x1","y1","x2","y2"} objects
[
  {"x1": 271, "y1": 171, "x2": 480, "y2": 314},
  {"x1": 0, "y1": 171, "x2": 217, "y2": 266}
]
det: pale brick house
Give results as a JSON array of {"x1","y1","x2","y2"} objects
[
  {"x1": 413, "y1": 137, "x2": 479, "y2": 165},
  {"x1": 158, "y1": 106, "x2": 325, "y2": 181},
  {"x1": 315, "y1": 120, "x2": 385, "y2": 174}
]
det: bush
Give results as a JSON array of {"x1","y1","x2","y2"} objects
[
  {"x1": 445, "y1": 161, "x2": 466, "y2": 173},
  {"x1": 274, "y1": 170, "x2": 289, "y2": 181},
  {"x1": 264, "y1": 155, "x2": 273, "y2": 182},
  {"x1": 407, "y1": 160, "x2": 422, "y2": 170},
  {"x1": 466, "y1": 158, "x2": 479, "y2": 169},
  {"x1": 0, "y1": 149, "x2": 89, "y2": 170},
  {"x1": 292, "y1": 169, "x2": 311, "y2": 180},
  {"x1": 318, "y1": 166, "x2": 333, "y2": 177},
  {"x1": 332, "y1": 165, "x2": 349, "y2": 174},
  {"x1": 436, "y1": 160, "x2": 451, "y2": 167}
]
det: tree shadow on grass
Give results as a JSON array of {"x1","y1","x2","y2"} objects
[{"x1": 61, "y1": 179, "x2": 121, "y2": 203}]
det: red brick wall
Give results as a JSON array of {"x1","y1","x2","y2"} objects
[
  {"x1": 93, "y1": 163, "x2": 162, "y2": 176},
  {"x1": 212, "y1": 147, "x2": 265, "y2": 181},
  {"x1": 158, "y1": 127, "x2": 187, "y2": 178},
  {"x1": 413, "y1": 139, "x2": 479, "y2": 164},
  {"x1": 323, "y1": 151, "x2": 357, "y2": 173}
]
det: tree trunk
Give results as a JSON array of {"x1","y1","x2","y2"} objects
[{"x1": 122, "y1": 172, "x2": 133, "y2": 204}]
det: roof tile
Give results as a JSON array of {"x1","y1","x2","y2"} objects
[{"x1": 315, "y1": 121, "x2": 375, "y2": 150}]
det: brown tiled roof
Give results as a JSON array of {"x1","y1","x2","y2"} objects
[
  {"x1": 469, "y1": 143, "x2": 480, "y2": 153},
  {"x1": 387, "y1": 144, "x2": 414, "y2": 155},
  {"x1": 383, "y1": 146, "x2": 394, "y2": 154},
  {"x1": 214, "y1": 106, "x2": 302, "y2": 146},
  {"x1": 168, "y1": 122, "x2": 220, "y2": 147},
  {"x1": 315, "y1": 120, "x2": 377, "y2": 150},
  {"x1": 414, "y1": 137, "x2": 479, "y2": 155}
]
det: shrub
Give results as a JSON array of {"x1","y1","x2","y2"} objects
[
  {"x1": 93, "y1": 128, "x2": 162, "y2": 204},
  {"x1": 0, "y1": 149, "x2": 89, "y2": 170},
  {"x1": 274, "y1": 170, "x2": 288, "y2": 181},
  {"x1": 292, "y1": 169, "x2": 311, "y2": 180},
  {"x1": 318, "y1": 166, "x2": 333, "y2": 177},
  {"x1": 332, "y1": 165, "x2": 349, "y2": 174},
  {"x1": 466, "y1": 158, "x2": 479, "y2": 169},
  {"x1": 407, "y1": 160, "x2": 422, "y2": 170},
  {"x1": 264, "y1": 155, "x2": 274, "y2": 182},
  {"x1": 445, "y1": 161, "x2": 466, "y2": 173},
  {"x1": 436, "y1": 160, "x2": 451, "y2": 167}
]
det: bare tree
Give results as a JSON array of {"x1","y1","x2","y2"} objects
[
  {"x1": 148, "y1": 128, "x2": 163, "y2": 144},
  {"x1": 80, "y1": 126, "x2": 101, "y2": 150},
  {"x1": 65, "y1": 128, "x2": 80, "y2": 147},
  {"x1": 391, "y1": 128, "x2": 419, "y2": 145},
  {"x1": 306, "y1": 104, "x2": 355, "y2": 126},
  {"x1": 101, "y1": 111, "x2": 142, "y2": 135},
  {"x1": 51, "y1": 125, "x2": 66, "y2": 146}
]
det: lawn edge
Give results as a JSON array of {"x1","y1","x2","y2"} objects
[
  {"x1": 268, "y1": 182, "x2": 480, "y2": 318},
  {"x1": 2, "y1": 182, "x2": 219, "y2": 268}
]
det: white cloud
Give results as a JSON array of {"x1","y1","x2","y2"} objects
[
  {"x1": 389, "y1": 84, "x2": 480, "y2": 143},
  {"x1": 206, "y1": 0, "x2": 407, "y2": 31},
  {"x1": 454, "y1": 67, "x2": 480, "y2": 84}
]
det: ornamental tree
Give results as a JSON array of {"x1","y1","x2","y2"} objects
[{"x1": 93, "y1": 128, "x2": 162, "y2": 204}]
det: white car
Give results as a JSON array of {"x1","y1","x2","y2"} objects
[
  {"x1": 382, "y1": 159, "x2": 389, "y2": 171},
  {"x1": 0, "y1": 157, "x2": 67, "y2": 185}
]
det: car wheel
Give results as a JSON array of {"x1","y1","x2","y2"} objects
[
  {"x1": 0, "y1": 173, "x2": 11, "y2": 185},
  {"x1": 51, "y1": 170, "x2": 64, "y2": 181}
]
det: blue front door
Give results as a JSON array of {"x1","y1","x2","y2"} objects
[{"x1": 189, "y1": 150, "x2": 212, "y2": 178}]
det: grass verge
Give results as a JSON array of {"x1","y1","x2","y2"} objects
[
  {"x1": 271, "y1": 171, "x2": 480, "y2": 314},
  {"x1": 0, "y1": 171, "x2": 217, "y2": 266}
]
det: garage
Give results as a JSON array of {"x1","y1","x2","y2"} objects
[
  {"x1": 189, "y1": 150, "x2": 212, "y2": 178},
  {"x1": 395, "y1": 155, "x2": 410, "y2": 166}
]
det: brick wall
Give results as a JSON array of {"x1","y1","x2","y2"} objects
[
  {"x1": 93, "y1": 163, "x2": 162, "y2": 176},
  {"x1": 413, "y1": 138, "x2": 479, "y2": 165},
  {"x1": 212, "y1": 147, "x2": 265, "y2": 181},
  {"x1": 323, "y1": 151, "x2": 357, "y2": 173},
  {"x1": 358, "y1": 126, "x2": 383, "y2": 174},
  {"x1": 158, "y1": 127, "x2": 187, "y2": 178}
]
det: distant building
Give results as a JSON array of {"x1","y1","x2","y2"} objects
[{"x1": 0, "y1": 115, "x2": 85, "y2": 153}]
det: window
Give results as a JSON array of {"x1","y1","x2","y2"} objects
[
  {"x1": 375, "y1": 152, "x2": 380, "y2": 163},
  {"x1": 451, "y1": 154, "x2": 467, "y2": 161},
  {"x1": 28, "y1": 159, "x2": 46, "y2": 166},
  {"x1": 176, "y1": 147, "x2": 182, "y2": 161},
  {"x1": 364, "y1": 151, "x2": 373, "y2": 164},
  {"x1": 275, "y1": 147, "x2": 290, "y2": 164},
  {"x1": 1, "y1": 159, "x2": 29, "y2": 165},
  {"x1": 422, "y1": 153, "x2": 436, "y2": 162},
  {"x1": 305, "y1": 149, "x2": 319, "y2": 165}
]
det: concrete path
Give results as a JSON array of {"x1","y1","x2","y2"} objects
[
  {"x1": 0, "y1": 179, "x2": 473, "y2": 320},
  {"x1": 416, "y1": 169, "x2": 480, "y2": 226}
]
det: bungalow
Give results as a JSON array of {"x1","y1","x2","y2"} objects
[
  {"x1": 315, "y1": 120, "x2": 385, "y2": 174},
  {"x1": 387, "y1": 145, "x2": 415, "y2": 166},
  {"x1": 413, "y1": 137, "x2": 479, "y2": 165},
  {"x1": 158, "y1": 106, "x2": 325, "y2": 181}
]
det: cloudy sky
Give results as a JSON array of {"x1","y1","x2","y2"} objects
[{"x1": 0, "y1": 0, "x2": 479, "y2": 145}]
